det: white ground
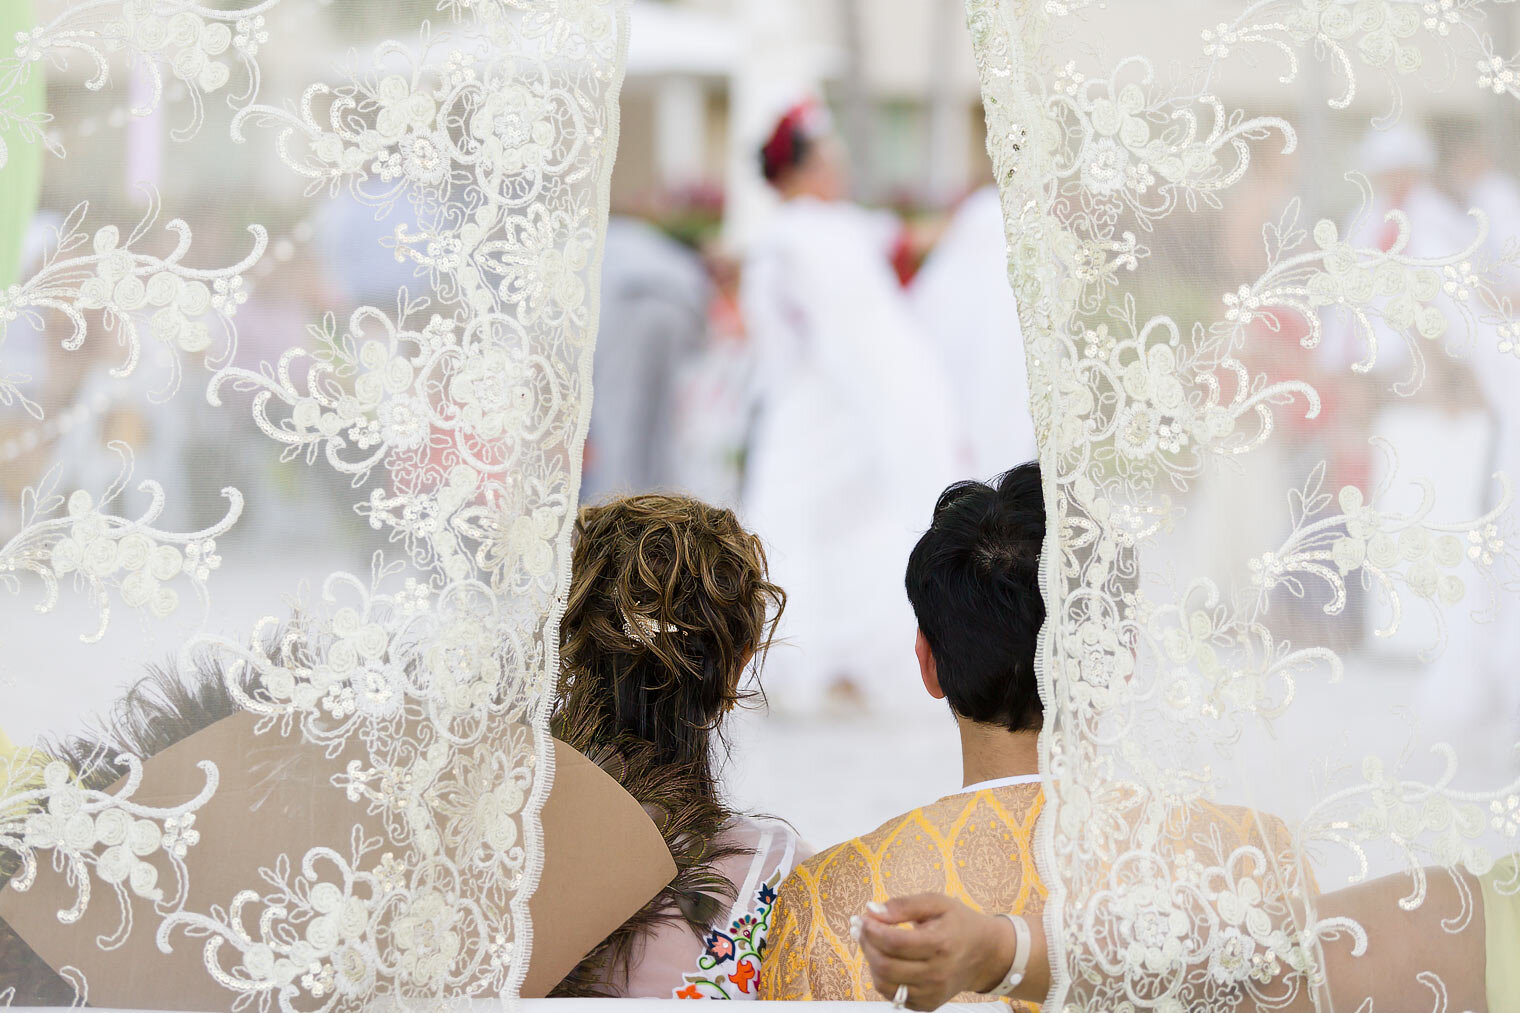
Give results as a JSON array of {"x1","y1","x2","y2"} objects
[{"x1": 6, "y1": 548, "x2": 1516, "y2": 869}]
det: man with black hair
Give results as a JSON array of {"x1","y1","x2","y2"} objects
[
  {"x1": 760, "y1": 464, "x2": 1295, "y2": 1005},
  {"x1": 759, "y1": 464, "x2": 1048, "y2": 1007}
]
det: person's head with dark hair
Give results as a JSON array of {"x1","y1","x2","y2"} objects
[
  {"x1": 550, "y1": 493, "x2": 787, "y2": 995},
  {"x1": 758, "y1": 99, "x2": 848, "y2": 200},
  {"x1": 752, "y1": 464, "x2": 1049, "y2": 1000},
  {"x1": 905, "y1": 463, "x2": 1045, "y2": 742}
]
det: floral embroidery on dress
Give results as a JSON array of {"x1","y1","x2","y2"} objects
[{"x1": 673, "y1": 876, "x2": 782, "y2": 999}]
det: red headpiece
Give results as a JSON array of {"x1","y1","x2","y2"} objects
[{"x1": 761, "y1": 99, "x2": 827, "y2": 183}]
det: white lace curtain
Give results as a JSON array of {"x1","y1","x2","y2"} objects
[
  {"x1": 0, "y1": 0, "x2": 625, "y2": 1007},
  {"x1": 967, "y1": 0, "x2": 1520, "y2": 1009},
  {"x1": 7, "y1": 0, "x2": 1520, "y2": 1008}
]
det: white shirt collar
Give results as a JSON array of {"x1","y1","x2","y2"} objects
[{"x1": 958, "y1": 773, "x2": 1042, "y2": 794}]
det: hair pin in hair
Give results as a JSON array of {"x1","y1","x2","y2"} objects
[{"x1": 620, "y1": 605, "x2": 682, "y2": 646}]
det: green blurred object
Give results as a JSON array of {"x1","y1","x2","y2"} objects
[
  {"x1": 1484, "y1": 856, "x2": 1520, "y2": 1013},
  {"x1": 0, "y1": 0, "x2": 42, "y2": 290}
]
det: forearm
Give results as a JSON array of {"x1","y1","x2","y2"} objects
[
  {"x1": 965, "y1": 911, "x2": 1048, "y2": 1004},
  {"x1": 859, "y1": 867, "x2": 1493, "y2": 1013},
  {"x1": 998, "y1": 872, "x2": 1485, "y2": 1013},
  {"x1": 856, "y1": 897, "x2": 1049, "y2": 1010}
]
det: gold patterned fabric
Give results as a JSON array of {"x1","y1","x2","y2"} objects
[
  {"x1": 760, "y1": 784, "x2": 1045, "y2": 1007},
  {"x1": 760, "y1": 784, "x2": 1305, "y2": 1007}
]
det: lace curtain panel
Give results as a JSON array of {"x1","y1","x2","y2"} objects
[
  {"x1": 967, "y1": 0, "x2": 1520, "y2": 1009},
  {"x1": 7, "y1": 0, "x2": 1520, "y2": 1009},
  {"x1": 0, "y1": 0, "x2": 626, "y2": 1007}
]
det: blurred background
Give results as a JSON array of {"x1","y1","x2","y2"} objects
[
  {"x1": 587, "y1": 0, "x2": 1520, "y2": 851},
  {"x1": 5, "y1": 0, "x2": 1520, "y2": 853}
]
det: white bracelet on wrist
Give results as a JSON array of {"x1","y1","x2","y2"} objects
[{"x1": 984, "y1": 912, "x2": 1031, "y2": 998}]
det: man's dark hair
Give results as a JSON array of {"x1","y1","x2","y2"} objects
[{"x1": 904, "y1": 462, "x2": 1045, "y2": 733}]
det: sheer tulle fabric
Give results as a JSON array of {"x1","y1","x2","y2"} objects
[
  {"x1": 0, "y1": 0, "x2": 625, "y2": 1006},
  {"x1": 965, "y1": 1, "x2": 1520, "y2": 1009}
]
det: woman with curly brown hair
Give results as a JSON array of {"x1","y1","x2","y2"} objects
[{"x1": 550, "y1": 492, "x2": 813, "y2": 999}]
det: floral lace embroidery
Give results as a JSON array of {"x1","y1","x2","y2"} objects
[
  {"x1": 965, "y1": 0, "x2": 1520, "y2": 1008},
  {"x1": 1, "y1": 0, "x2": 628, "y2": 1005}
]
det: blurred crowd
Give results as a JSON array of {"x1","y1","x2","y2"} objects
[
  {"x1": 0, "y1": 186, "x2": 425, "y2": 550},
  {"x1": 5, "y1": 89, "x2": 1517, "y2": 724},
  {"x1": 584, "y1": 99, "x2": 1037, "y2": 715},
  {"x1": 583, "y1": 105, "x2": 1520, "y2": 723}
]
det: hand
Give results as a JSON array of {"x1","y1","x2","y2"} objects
[{"x1": 854, "y1": 895, "x2": 1027, "y2": 1011}]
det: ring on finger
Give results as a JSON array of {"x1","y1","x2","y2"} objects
[{"x1": 892, "y1": 984, "x2": 909, "y2": 1009}]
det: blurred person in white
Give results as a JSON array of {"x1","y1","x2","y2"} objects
[
  {"x1": 316, "y1": 189, "x2": 425, "y2": 312},
  {"x1": 1444, "y1": 120, "x2": 1520, "y2": 746},
  {"x1": 909, "y1": 185, "x2": 1036, "y2": 481},
  {"x1": 215, "y1": 243, "x2": 356, "y2": 544},
  {"x1": 1446, "y1": 119, "x2": 1520, "y2": 294},
  {"x1": 1318, "y1": 122, "x2": 1479, "y2": 480},
  {"x1": 0, "y1": 212, "x2": 188, "y2": 534},
  {"x1": 581, "y1": 216, "x2": 711, "y2": 502},
  {"x1": 1320, "y1": 123, "x2": 1493, "y2": 716},
  {"x1": 666, "y1": 243, "x2": 755, "y2": 509},
  {"x1": 740, "y1": 99, "x2": 964, "y2": 714},
  {"x1": 1192, "y1": 145, "x2": 1311, "y2": 635},
  {"x1": 0, "y1": 217, "x2": 61, "y2": 537}
]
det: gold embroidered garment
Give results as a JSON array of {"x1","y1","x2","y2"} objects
[
  {"x1": 760, "y1": 781, "x2": 1303, "y2": 1008},
  {"x1": 760, "y1": 781, "x2": 1045, "y2": 1008}
]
